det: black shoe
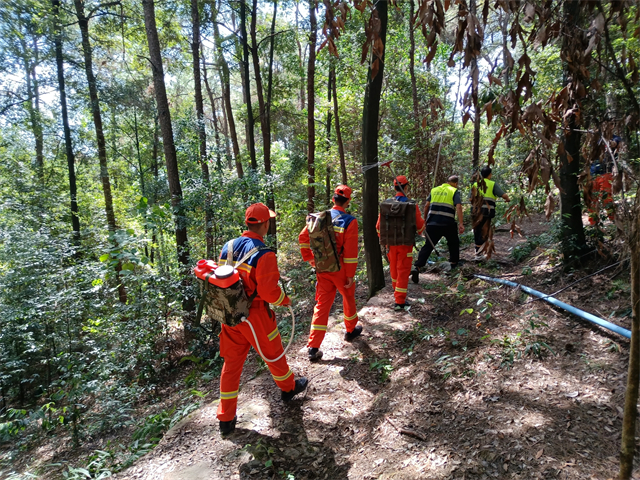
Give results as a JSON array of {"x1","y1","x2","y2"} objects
[
  {"x1": 308, "y1": 348, "x2": 323, "y2": 362},
  {"x1": 411, "y1": 266, "x2": 421, "y2": 284},
  {"x1": 394, "y1": 303, "x2": 410, "y2": 312},
  {"x1": 344, "y1": 325, "x2": 363, "y2": 342},
  {"x1": 219, "y1": 416, "x2": 237, "y2": 436},
  {"x1": 281, "y1": 377, "x2": 308, "y2": 402}
]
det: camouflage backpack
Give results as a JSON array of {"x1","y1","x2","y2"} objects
[
  {"x1": 306, "y1": 210, "x2": 341, "y2": 273},
  {"x1": 196, "y1": 239, "x2": 271, "y2": 327},
  {"x1": 379, "y1": 198, "x2": 417, "y2": 246}
]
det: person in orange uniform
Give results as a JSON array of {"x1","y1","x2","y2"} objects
[
  {"x1": 217, "y1": 203, "x2": 308, "y2": 435},
  {"x1": 299, "y1": 185, "x2": 362, "y2": 362},
  {"x1": 376, "y1": 176, "x2": 425, "y2": 311}
]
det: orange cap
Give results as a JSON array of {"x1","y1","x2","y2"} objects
[
  {"x1": 245, "y1": 203, "x2": 276, "y2": 224},
  {"x1": 394, "y1": 175, "x2": 409, "y2": 186},
  {"x1": 334, "y1": 185, "x2": 352, "y2": 200}
]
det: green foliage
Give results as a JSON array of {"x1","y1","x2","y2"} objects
[
  {"x1": 369, "y1": 357, "x2": 394, "y2": 383},
  {"x1": 485, "y1": 316, "x2": 555, "y2": 369}
]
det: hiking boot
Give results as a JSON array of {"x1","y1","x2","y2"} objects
[
  {"x1": 308, "y1": 348, "x2": 323, "y2": 362},
  {"x1": 344, "y1": 325, "x2": 363, "y2": 342},
  {"x1": 411, "y1": 266, "x2": 421, "y2": 284},
  {"x1": 219, "y1": 416, "x2": 237, "y2": 436},
  {"x1": 394, "y1": 303, "x2": 409, "y2": 312},
  {"x1": 473, "y1": 254, "x2": 485, "y2": 261},
  {"x1": 281, "y1": 377, "x2": 308, "y2": 402}
]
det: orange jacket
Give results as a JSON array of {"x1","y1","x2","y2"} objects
[
  {"x1": 219, "y1": 231, "x2": 290, "y2": 306},
  {"x1": 299, "y1": 206, "x2": 359, "y2": 278},
  {"x1": 376, "y1": 192, "x2": 425, "y2": 236}
]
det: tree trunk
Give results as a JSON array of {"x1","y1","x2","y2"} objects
[
  {"x1": 240, "y1": 0, "x2": 257, "y2": 170},
  {"x1": 52, "y1": 0, "x2": 80, "y2": 243},
  {"x1": 326, "y1": 69, "x2": 332, "y2": 206},
  {"x1": 362, "y1": 1, "x2": 388, "y2": 298},
  {"x1": 470, "y1": 0, "x2": 480, "y2": 170},
  {"x1": 296, "y1": 1, "x2": 305, "y2": 110},
  {"x1": 150, "y1": 114, "x2": 160, "y2": 264},
  {"x1": 331, "y1": 66, "x2": 347, "y2": 184},
  {"x1": 265, "y1": 0, "x2": 278, "y2": 236},
  {"x1": 500, "y1": 9, "x2": 512, "y2": 148},
  {"x1": 74, "y1": 0, "x2": 126, "y2": 304},
  {"x1": 212, "y1": 2, "x2": 243, "y2": 177},
  {"x1": 143, "y1": 0, "x2": 196, "y2": 328},
  {"x1": 559, "y1": 0, "x2": 587, "y2": 261},
  {"x1": 191, "y1": 0, "x2": 214, "y2": 259},
  {"x1": 620, "y1": 192, "x2": 640, "y2": 479},
  {"x1": 408, "y1": 0, "x2": 423, "y2": 174},
  {"x1": 201, "y1": 45, "x2": 224, "y2": 169},
  {"x1": 409, "y1": 0, "x2": 419, "y2": 120},
  {"x1": 31, "y1": 39, "x2": 44, "y2": 179},
  {"x1": 251, "y1": 0, "x2": 269, "y2": 170},
  {"x1": 307, "y1": 0, "x2": 317, "y2": 213},
  {"x1": 20, "y1": 37, "x2": 44, "y2": 180}
]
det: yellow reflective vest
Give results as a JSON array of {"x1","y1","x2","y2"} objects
[
  {"x1": 473, "y1": 179, "x2": 496, "y2": 217},
  {"x1": 428, "y1": 183, "x2": 457, "y2": 225}
]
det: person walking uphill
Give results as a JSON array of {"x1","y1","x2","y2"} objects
[
  {"x1": 299, "y1": 185, "x2": 362, "y2": 362},
  {"x1": 217, "y1": 203, "x2": 308, "y2": 435},
  {"x1": 471, "y1": 166, "x2": 510, "y2": 259},
  {"x1": 411, "y1": 175, "x2": 464, "y2": 282},
  {"x1": 377, "y1": 176, "x2": 425, "y2": 311}
]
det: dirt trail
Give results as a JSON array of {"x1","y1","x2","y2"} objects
[{"x1": 114, "y1": 216, "x2": 634, "y2": 480}]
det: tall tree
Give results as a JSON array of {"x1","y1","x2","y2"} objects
[
  {"x1": 558, "y1": 0, "x2": 587, "y2": 260},
  {"x1": 249, "y1": 0, "x2": 278, "y2": 235},
  {"x1": 265, "y1": 0, "x2": 278, "y2": 234},
  {"x1": 469, "y1": 0, "x2": 480, "y2": 170},
  {"x1": 362, "y1": 1, "x2": 388, "y2": 297},
  {"x1": 240, "y1": 0, "x2": 257, "y2": 170},
  {"x1": 331, "y1": 65, "x2": 347, "y2": 184},
  {"x1": 306, "y1": 0, "x2": 317, "y2": 213},
  {"x1": 142, "y1": 0, "x2": 195, "y2": 326},
  {"x1": 191, "y1": 0, "x2": 214, "y2": 258},
  {"x1": 211, "y1": 0, "x2": 242, "y2": 177},
  {"x1": 73, "y1": 0, "x2": 126, "y2": 303},
  {"x1": 621, "y1": 190, "x2": 640, "y2": 479},
  {"x1": 52, "y1": 0, "x2": 80, "y2": 242},
  {"x1": 201, "y1": 47, "x2": 225, "y2": 169},
  {"x1": 21, "y1": 35, "x2": 44, "y2": 179}
]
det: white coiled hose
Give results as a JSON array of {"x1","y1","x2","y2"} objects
[{"x1": 241, "y1": 305, "x2": 295, "y2": 363}]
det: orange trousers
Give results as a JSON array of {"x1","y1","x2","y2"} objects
[
  {"x1": 389, "y1": 245, "x2": 413, "y2": 305},
  {"x1": 217, "y1": 303, "x2": 295, "y2": 422},
  {"x1": 588, "y1": 173, "x2": 614, "y2": 225},
  {"x1": 307, "y1": 269, "x2": 359, "y2": 349}
]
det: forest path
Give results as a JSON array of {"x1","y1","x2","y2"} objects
[{"x1": 114, "y1": 215, "x2": 633, "y2": 480}]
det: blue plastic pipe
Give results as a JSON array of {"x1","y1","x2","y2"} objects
[{"x1": 475, "y1": 274, "x2": 631, "y2": 339}]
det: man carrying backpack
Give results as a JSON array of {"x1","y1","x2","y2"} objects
[
  {"x1": 216, "y1": 203, "x2": 308, "y2": 435},
  {"x1": 376, "y1": 176, "x2": 425, "y2": 311},
  {"x1": 471, "y1": 166, "x2": 510, "y2": 259},
  {"x1": 411, "y1": 175, "x2": 464, "y2": 282},
  {"x1": 299, "y1": 185, "x2": 362, "y2": 362}
]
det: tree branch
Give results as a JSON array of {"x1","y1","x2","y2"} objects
[{"x1": 597, "y1": 3, "x2": 640, "y2": 116}]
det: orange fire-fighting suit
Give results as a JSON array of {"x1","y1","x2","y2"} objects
[
  {"x1": 216, "y1": 231, "x2": 294, "y2": 422},
  {"x1": 588, "y1": 172, "x2": 615, "y2": 226},
  {"x1": 299, "y1": 206, "x2": 360, "y2": 348},
  {"x1": 376, "y1": 193, "x2": 425, "y2": 305}
]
